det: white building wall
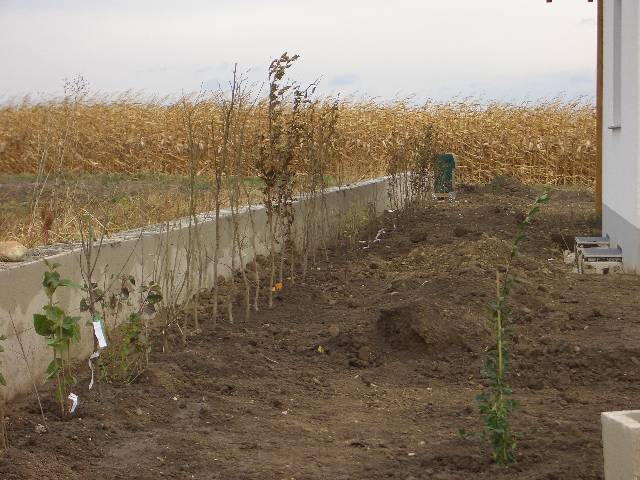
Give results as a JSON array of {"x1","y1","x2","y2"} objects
[{"x1": 602, "y1": 0, "x2": 640, "y2": 272}]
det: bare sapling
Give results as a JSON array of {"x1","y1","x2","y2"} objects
[
  {"x1": 180, "y1": 90, "x2": 206, "y2": 340},
  {"x1": 386, "y1": 123, "x2": 414, "y2": 211},
  {"x1": 208, "y1": 102, "x2": 222, "y2": 324},
  {"x1": 0, "y1": 331, "x2": 7, "y2": 449},
  {"x1": 230, "y1": 75, "x2": 257, "y2": 320},
  {"x1": 76, "y1": 213, "x2": 107, "y2": 394},
  {"x1": 241, "y1": 180, "x2": 261, "y2": 312},
  {"x1": 305, "y1": 98, "x2": 339, "y2": 273},
  {"x1": 411, "y1": 125, "x2": 438, "y2": 207},
  {"x1": 257, "y1": 52, "x2": 299, "y2": 307},
  {"x1": 299, "y1": 100, "x2": 318, "y2": 279},
  {"x1": 8, "y1": 313, "x2": 48, "y2": 429},
  {"x1": 319, "y1": 100, "x2": 340, "y2": 262},
  {"x1": 478, "y1": 190, "x2": 550, "y2": 465},
  {"x1": 210, "y1": 67, "x2": 240, "y2": 322},
  {"x1": 278, "y1": 78, "x2": 317, "y2": 286},
  {"x1": 234, "y1": 225, "x2": 252, "y2": 320},
  {"x1": 76, "y1": 225, "x2": 148, "y2": 385},
  {"x1": 222, "y1": 65, "x2": 260, "y2": 322},
  {"x1": 220, "y1": 65, "x2": 244, "y2": 323},
  {"x1": 158, "y1": 220, "x2": 188, "y2": 352},
  {"x1": 25, "y1": 75, "x2": 88, "y2": 246}
]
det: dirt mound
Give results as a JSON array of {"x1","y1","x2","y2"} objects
[
  {"x1": 324, "y1": 332, "x2": 378, "y2": 368},
  {"x1": 387, "y1": 276, "x2": 422, "y2": 292},
  {"x1": 376, "y1": 302, "x2": 471, "y2": 354},
  {"x1": 484, "y1": 174, "x2": 534, "y2": 195},
  {"x1": 140, "y1": 361, "x2": 186, "y2": 394}
]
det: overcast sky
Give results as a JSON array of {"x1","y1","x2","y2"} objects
[{"x1": 0, "y1": 0, "x2": 597, "y2": 102}]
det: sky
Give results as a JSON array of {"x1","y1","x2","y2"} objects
[{"x1": 0, "y1": 0, "x2": 597, "y2": 103}]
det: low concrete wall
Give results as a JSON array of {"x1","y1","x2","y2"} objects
[
  {"x1": 602, "y1": 410, "x2": 640, "y2": 479},
  {"x1": 0, "y1": 177, "x2": 392, "y2": 402}
]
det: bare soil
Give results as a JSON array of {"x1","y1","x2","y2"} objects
[{"x1": 3, "y1": 179, "x2": 640, "y2": 480}]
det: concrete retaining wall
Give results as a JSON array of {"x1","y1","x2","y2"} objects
[{"x1": 0, "y1": 177, "x2": 392, "y2": 402}]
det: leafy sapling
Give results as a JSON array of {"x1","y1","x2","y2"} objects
[
  {"x1": 120, "y1": 279, "x2": 162, "y2": 382},
  {"x1": 107, "y1": 277, "x2": 162, "y2": 383},
  {"x1": 33, "y1": 260, "x2": 81, "y2": 419},
  {"x1": 477, "y1": 190, "x2": 550, "y2": 465}
]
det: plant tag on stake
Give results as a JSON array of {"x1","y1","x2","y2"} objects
[
  {"x1": 92, "y1": 314, "x2": 108, "y2": 348},
  {"x1": 68, "y1": 393, "x2": 79, "y2": 414},
  {"x1": 88, "y1": 351, "x2": 100, "y2": 390}
]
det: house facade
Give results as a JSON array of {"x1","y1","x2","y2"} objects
[{"x1": 602, "y1": 0, "x2": 640, "y2": 272}]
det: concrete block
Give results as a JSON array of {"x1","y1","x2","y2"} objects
[
  {"x1": 602, "y1": 410, "x2": 640, "y2": 479},
  {"x1": 578, "y1": 247, "x2": 624, "y2": 274}
]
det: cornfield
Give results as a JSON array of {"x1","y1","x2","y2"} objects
[
  {"x1": 0, "y1": 96, "x2": 596, "y2": 185},
  {"x1": 0, "y1": 81, "x2": 596, "y2": 248}
]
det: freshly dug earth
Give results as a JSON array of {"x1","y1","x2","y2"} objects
[{"x1": 4, "y1": 180, "x2": 640, "y2": 480}]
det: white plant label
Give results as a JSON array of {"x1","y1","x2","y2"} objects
[
  {"x1": 93, "y1": 320, "x2": 108, "y2": 348},
  {"x1": 88, "y1": 351, "x2": 100, "y2": 390},
  {"x1": 68, "y1": 393, "x2": 79, "y2": 414}
]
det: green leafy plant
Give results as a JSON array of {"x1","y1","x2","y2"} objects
[
  {"x1": 478, "y1": 190, "x2": 550, "y2": 465},
  {"x1": 341, "y1": 206, "x2": 371, "y2": 248},
  {"x1": 33, "y1": 260, "x2": 80, "y2": 418},
  {"x1": 100, "y1": 276, "x2": 162, "y2": 384},
  {"x1": 118, "y1": 280, "x2": 162, "y2": 382}
]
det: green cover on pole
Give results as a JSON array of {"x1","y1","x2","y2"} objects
[{"x1": 434, "y1": 153, "x2": 456, "y2": 193}]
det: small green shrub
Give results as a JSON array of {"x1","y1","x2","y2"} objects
[
  {"x1": 115, "y1": 280, "x2": 162, "y2": 383},
  {"x1": 33, "y1": 260, "x2": 80, "y2": 418},
  {"x1": 478, "y1": 190, "x2": 549, "y2": 465},
  {"x1": 341, "y1": 206, "x2": 370, "y2": 247},
  {"x1": 97, "y1": 276, "x2": 163, "y2": 384}
]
